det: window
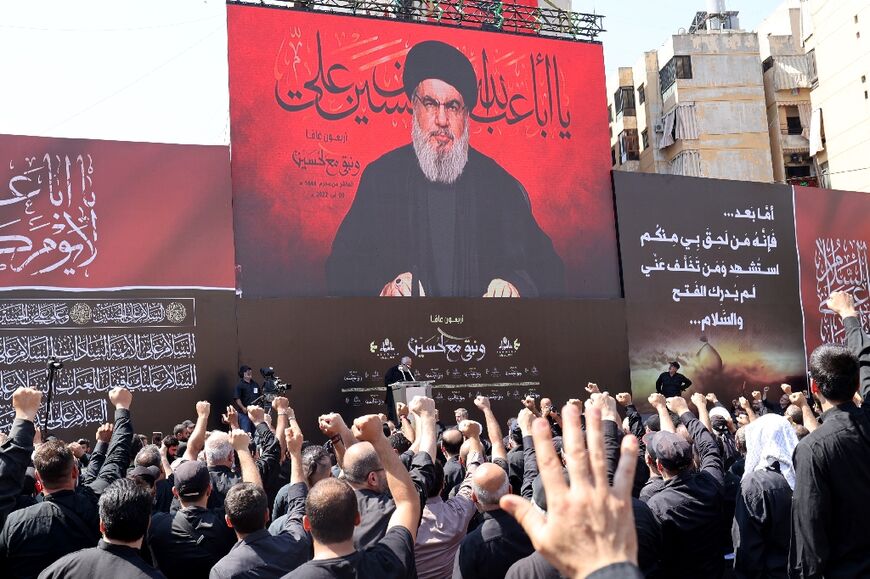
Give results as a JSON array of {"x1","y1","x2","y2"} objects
[
  {"x1": 637, "y1": 84, "x2": 646, "y2": 105},
  {"x1": 807, "y1": 49, "x2": 818, "y2": 85},
  {"x1": 659, "y1": 55, "x2": 693, "y2": 94},
  {"x1": 611, "y1": 145, "x2": 618, "y2": 166},
  {"x1": 618, "y1": 129, "x2": 640, "y2": 163},
  {"x1": 641, "y1": 128, "x2": 649, "y2": 150},
  {"x1": 785, "y1": 106, "x2": 802, "y2": 135},
  {"x1": 786, "y1": 165, "x2": 811, "y2": 178},
  {"x1": 608, "y1": 104, "x2": 613, "y2": 122},
  {"x1": 614, "y1": 86, "x2": 636, "y2": 117},
  {"x1": 819, "y1": 161, "x2": 830, "y2": 188}
]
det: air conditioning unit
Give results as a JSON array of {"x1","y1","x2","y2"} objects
[{"x1": 654, "y1": 122, "x2": 664, "y2": 133}]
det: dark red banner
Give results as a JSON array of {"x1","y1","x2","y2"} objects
[
  {"x1": 0, "y1": 135, "x2": 235, "y2": 291},
  {"x1": 228, "y1": 5, "x2": 618, "y2": 298},
  {"x1": 794, "y1": 185, "x2": 870, "y2": 357}
]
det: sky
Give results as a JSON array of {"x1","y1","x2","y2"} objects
[{"x1": 575, "y1": 0, "x2": 789, "y2": 74}]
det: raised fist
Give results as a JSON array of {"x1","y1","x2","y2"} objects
[
  {"x1": 318, "y1": 413, "x2": 346, "y2": 438},
  {"x1": 648, "y1": 393, "x2": 666, "y2": 408},
  {"x1": 666, "y1": 396, "x2": 689, "y2": 416},
  {"x1": 196, "y1": 401, "x2": 211, "y2": 418},
  {"x1": 352, "y1": 414, "x2": 386, "y2": 443},
  {"x1": 827, "y1": 291, "x2": 858, "y2": 319},
  {"x1": 396, "y1": 402, "x2": 409, "y2": 418},
  {"x1": 705, "y1": 393, "x2": 719, "y2": 404},
  {"x1": 229, "y1": 429, "x2": 252, "y2": 452},
  {"x1": 285, "y1": 428, "x2": 303, "y2": 455},
  {"x1": 272, "y1": 396, "x2": 289, "y2": 411},
  {"x1": 12, "y1": 387, "x2": 42, "y2": 421},
  {"x1": 738, "y1": 396, "x2": 751, "y2": 411},
  {"x1": 780, "y1": 383, "x2": 793, "y2": 396},
  {"x1": 409, "y1": 396, "x2": 435, "y2": 416},
  {"x1": 247, "y1": 405, "x2": 266, "y2": 425},
  {"x1": 458, "y1": 419, "x2": 482, "y2": 439},
  {"x1": 615, "y1": 392, "x2": 632, "y2": 407},
  {"x1": 96, "y1": 423, "x2": 113, "y2": 443},
  {"x1": 67, "y1": 442, "x2": 85, "y2": 459},
  {"x1": 751, "y1": 391, "x2": 762, "y2": 402},
  {"x1": 789, "y1": 391, "x2": 808, "y2": 408},
  {"x1": 474, "y1": 396, "x2": 491, "y2": 411},
  {"x1": 517, "y1": 408, "x2": 535, "y2": 433},
  {"x1": 690, "y1": 393, "x2": 707, "y2": 410},
  {"x1": 108, "y1": 387, "x2": 132, "y2": 410},
  {"x1": 585, "y1": 382, "x2": 600, "y2": 394},
  {"x1": 222, "y1": 406, "x2": 239, "y2": 429}
]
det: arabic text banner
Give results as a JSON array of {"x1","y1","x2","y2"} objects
[
  {"x1": 228, "y1": 5, "x2": 618, "y2": 298},
  {"x1": 794, "y1": 185, "x2": 870, "y2": 359},
  {"x1": 0, "y1": 134, "x2": 235, "y2": 290},
  {"x1": 236, "y1": 297, "x2": 629, "y2": 428},
  {"x1": 614, "y1": 172, "x2": 807, "y2": 410}
]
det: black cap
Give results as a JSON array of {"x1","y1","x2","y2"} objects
[
  {"x1": 643, "y1": 431, "x2": 693, "y2": 470},
  {"x1": 403, "y1": 41, "x2": 478, "y2": 111},
  {"x1": 174, "y1": 460, "x2": 210, "y2": 498},
  {"x1": 129, "y1": 465, "x2": 160, "y2": 486}
]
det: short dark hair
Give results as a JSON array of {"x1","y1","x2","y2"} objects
[
  {"x1": 809, "y1": 344, "x2": 860, "y2": 403},
  {"x1": 669, "y1": 361, "x2": 680, "y2": 370},
  {"x1": 174, "y1": 424, "x2": 186, "y2": 436},
  {"x1": 162, "y1": 435, "x2": 179, "y2": 448},
  {"x1": 99, "y1": 478, "x2": 153, "y2": 542},
  {"x1": 129, "y1": 435, "x2": 145, "y2": 464},
  {"x1": 225, "y1": 482, "x2": 268, "y2": 534},
  {"x1": 428, "y1": 460, "x2": 445, "y2": 498},
  {"x1": 33, "y1": 440, "x2": 75, "y2": 487},
  {"x1": 77, "y1": 438, "x2": 91, "y2": 448},
  {"x1": 388, "y1": 432, "x2": 411, "y2": 454},
  {"x1": 306, "y1": 478, "x2": 358, "y2": 544}
]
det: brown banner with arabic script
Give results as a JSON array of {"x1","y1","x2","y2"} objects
[
  {"x1": 794, "y1": 185, "x2": 870, "y2": 360},
  {"x1": 614, "y1": 172, "x2": 807, "y2": 412},
  {"x1": 236, "y1": 297, "x2": 629, "y2": 432},
  {"x1": 227, "y1": 4, "x2": 619, "y2": 298}
]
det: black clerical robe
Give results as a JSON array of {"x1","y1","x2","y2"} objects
[{"x1": 326, "y1": 144, "x2": 564, "y2": 297}]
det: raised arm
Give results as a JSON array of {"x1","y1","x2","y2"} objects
[
  {"x1": 0, "y1": 388, "x2": 41, "y2": 525},
  {"x1": 474, "y1": 396, "x2": 506, "y2": 461},
  {"x1": 617, "y1": 393, "x2": 645, "y2": 440},
  {"x1": 248, "y1": 406, "x2": 281, "y2": 483},
  {"x1": 183, "y1": 401, "x2": 211, "y2": 461},
  {"x1": 690, "y1": 393, "x2": 712, "y2": 433},
  {"x1": 285, "y1": 424, "x2": 305, "y2": 486},
  {"x1": 82, "y1": 424, "x2": 112, "y2": 485},
  {"x1": 272, "y1": 397, "x2": 291, "y2": 462},
  {"x1": 229, "y1": 429, "x2": 263, "y2": 488},
  {"x1": 789, "y1": 392, "x2": 820, "y2": 432},
  {"x1": 827, "y1": 291, "x2": 870, "y2": 401},
  {"x1": 516, "y1": 408, "x2": 537, "y2": 499},
  {"x1": 319, "y1": 413, "x2": 356, "y2": 469},
  {"x1": 592, "y1": 393, "x2": 624, "y2": 484},
  {"x1": 353, "y1": 415, "x2": 421, "y2": 541},
  {"x1": 738, "y1": 396, "x2": 757, "y2": 423},
  {"x1": 396, "y1": 403, "x2": 416, "y2": 443},
  {"x1": 89, "y1": 387, "x2": 134, "y2": 494},
  {"x1": 668, "y1": 397, "x2": 723, "y2": 486},
  {"x1": 648, "y1": 393, "x2": 675, "y2": 433}
]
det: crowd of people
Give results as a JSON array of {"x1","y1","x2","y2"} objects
[{"x1": 0, "y1": 290, "x2": 867, "y2": 579}]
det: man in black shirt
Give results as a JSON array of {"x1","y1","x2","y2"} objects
[
  {"x1": 234, "y1": 365, "x2": 261, "y2": 434},
  {"x1": 39, "y1": 478, "x2": 163, "y2": 579},
  {"x1": 0, "y1": 387, "x2": 134, "y2": 579},
  {"x1": 789, "y1": 291, "x2": 870, "y2": 579},
  {"x1": 150, "y1": 430, "x2": 260, "y2": 579},
  {"x1": 211, "y1": 429, "x2": 311, "y2": 578},
  {"x1": 439, "y1": 429, "x2": 465, "y2": 499},
  {"x1": 453, "y1": 462, "x2": 534, "y2": 578},
  {"x1": 0, "y1": 388, "x2": 43, "y2": 529},
  {"x1": 384, "y1": 357, "x2": 414, "y2": 425},
  {"x1": 285, "y1": 413, "x2": 421, "y2": 578},
  {"x1": 655, "y1": 361, "x2": 692, "y2": 398},
  {"x1": 642, "y1": 396, "x2": 724, "y2": 577}
]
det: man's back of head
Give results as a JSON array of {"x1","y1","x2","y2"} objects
[
  {"x1": 224, "y1": 482, "x2": 268, "y2": 537},
  {"x1": 471, "y1": 463, "x2": 509, "y2": 511},
  {"x1": 343, "y1": 441, "x2": 385, "y2": 492},
  {"x1": 305, "y1": 478, "x2": 359, "y2": 546},
  {"x1": 99, "y1": 478, "x2": 153, "y2": 545},
  {"x1": 441, "y1": 429, "x2": 463, "y2": 457},
  {"x1": 205, "y1": 432, "x2": 234, "y2": 467},
  {"x1": 33, "y1": 439, "x2": 77, "y2": 492},
  {"x1": 809, "y1": 343, "x2": 860, "y2": 404},
  {"x1": 135, "y1": 444, "x2": 162, "y2": 469}
]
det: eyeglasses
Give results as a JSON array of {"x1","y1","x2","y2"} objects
[{"x1": 413, "y1": 93, "x2": 465, "y2": 117}]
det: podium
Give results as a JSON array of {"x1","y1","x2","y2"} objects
[{"x1": 389, "y1": 380, "x2": 434, "y2": 405}]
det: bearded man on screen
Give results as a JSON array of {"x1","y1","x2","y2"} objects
[{"x1": 325, "y1": 40, "x2": 564, "y2": 298}]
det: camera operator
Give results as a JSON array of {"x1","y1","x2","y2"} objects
[{"x1": 233, "y1": 365, "x2": 261, "y2": 434}]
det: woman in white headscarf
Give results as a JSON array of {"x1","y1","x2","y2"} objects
[{"x1": 731, "y1": 413, "x2": 799, "y2": 579}]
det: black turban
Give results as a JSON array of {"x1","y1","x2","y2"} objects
[{"x1": 402, "y1": 40, "x2": 478, "y2": 111}]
